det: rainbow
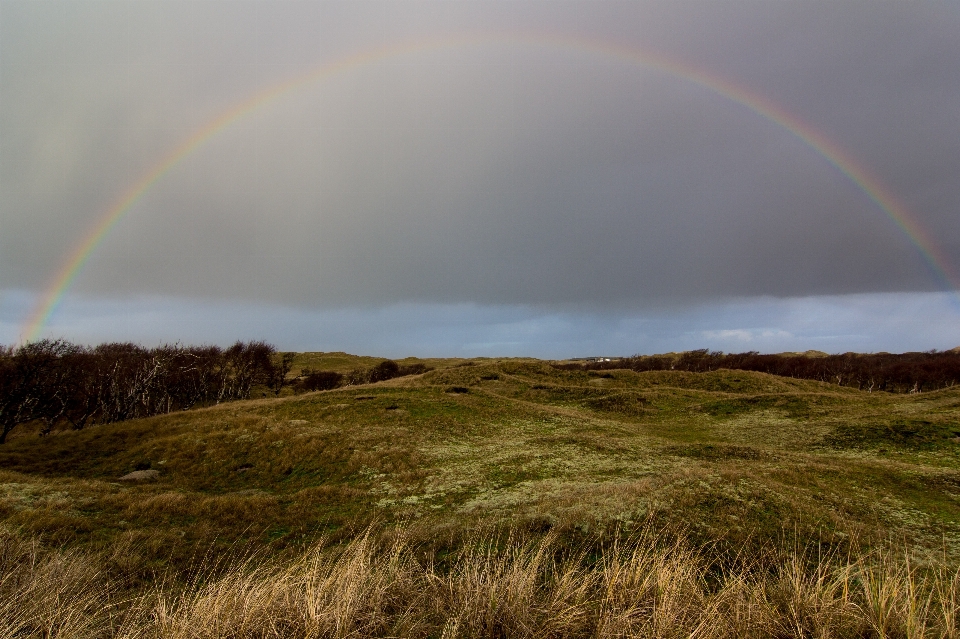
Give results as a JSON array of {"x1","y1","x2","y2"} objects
[{"x1": 22, "y1": 32, "x2": 960, "y2": 342}]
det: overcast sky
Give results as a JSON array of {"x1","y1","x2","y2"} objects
[{"x1": 2, "y1": 1, "x2": 959, "y2": 355}]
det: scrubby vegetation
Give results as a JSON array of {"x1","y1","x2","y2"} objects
[
  {"x1": 559, "y1": 348, "x2": 960, "y2": 393},
  {"x1": 0, "y1": 340, "x2": 284, "y2": 443},
  {"x1": 3, "y1": 349, "x2": 960, "y2": 636},
  {"x1": 0, "y1": 341, "x2": 430, "y2": 443}
]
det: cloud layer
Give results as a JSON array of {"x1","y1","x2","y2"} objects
[
  {"x1": 2, "y1": 1, "x2": 959, "y2": 348},
  {"x1": 3, "y1": 290, "x2": 958, "y2": 358}
]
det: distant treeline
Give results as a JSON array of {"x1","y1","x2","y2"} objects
[
  {"x1": 555, "y1": 349, "x2": 960, "y2": 394},
  {"x1": 0, "y1": 340, "x2": 430, "y2": 443},
  {"x1": 0, "y1": 340, "x2": 289, "y2": 443}
]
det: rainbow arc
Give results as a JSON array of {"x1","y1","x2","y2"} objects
[{"x1": 22, "y1": 32, "x2": 960, "y2": 342}]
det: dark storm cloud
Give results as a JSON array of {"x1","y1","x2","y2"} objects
[{"x1": 2, "y1": 1, "x2": 958, "y2": 313}]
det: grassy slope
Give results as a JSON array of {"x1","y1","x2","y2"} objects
[
  {"x1": 287, "y1": 351, "x2": 535, "y2": 376},
  {"x1": 3, "y1": 358, "x2": 960, "y2": 574}
]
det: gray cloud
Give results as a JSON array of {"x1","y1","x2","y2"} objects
[
  {"x1": 3, "y1": 289, "x2": 959, "y2": 357},
  {"x1": 2, "y1": 1, "x2": 959, "y2": 331}
]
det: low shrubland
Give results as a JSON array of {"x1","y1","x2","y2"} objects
[
  {"x1": 0, "y1": 341, "x2": 433, "y2": 443},
  {"x1": 0, "y1": 340, "x2": 285, "y2": 443},
  {"x1": 559, "y1": 348, "x2": 960, "y2": 393}
]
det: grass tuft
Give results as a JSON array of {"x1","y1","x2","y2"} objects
[{"x1": 4, "y1": 525, "x2": 960, "y2": 637}]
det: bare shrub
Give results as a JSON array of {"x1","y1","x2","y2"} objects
[
  {"x1": 295, "y1": 369, "x2": 344, "y2": 393},
  {"x1": 343, "y1": 360, "x2": 433, "y2": 387},
  {"x1": 0, "y1": 340, "x2": 285, "y2": 442}
]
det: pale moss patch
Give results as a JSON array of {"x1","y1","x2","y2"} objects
[
  {"x1": 371, "y1": 415, "x2": 681, "y2": 519},
  {"x1": 0, "y1": 482, "x2": 87, "y2": 513},
  {"x1": 710, "y1": 408, "x2": 832, "y2": 449},
  {"x1": 457, "y1": 477, "x2": 658, "y2": 522}
]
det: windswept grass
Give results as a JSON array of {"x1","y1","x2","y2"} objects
[{"x1": 5, "y1": 525, "x2": 960, "y2": 638}]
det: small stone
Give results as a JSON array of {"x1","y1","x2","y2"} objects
[{"x1": 119, "y1": 469, "x2": 159, "y2": 481}]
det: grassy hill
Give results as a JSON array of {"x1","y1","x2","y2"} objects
[{"x1": 4, "y1": 357, "x2": 960, "y2": 636}]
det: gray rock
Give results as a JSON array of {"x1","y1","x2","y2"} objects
[{"x1": 119, "y1": 469, "x2": 159, "y2": 481}]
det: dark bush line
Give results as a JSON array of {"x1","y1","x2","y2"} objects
[
  {"x1": 555, "y1": 349, "x2": 960, "y2": 394},
  {"x1": 0, "y1": 339, "x2": 289, "y2": 443},
  {"x1": 1, "y1": 340, "x2": 436, "y2": 442},
  {"x1": 293, "y1": 360, "x2": 432, "y2": 393},
  {"x1": 294, "y1": 369, "x2": 344, "y2": 392}
]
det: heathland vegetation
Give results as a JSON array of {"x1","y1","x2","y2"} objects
[
  {"x1": 560, "y1": 349, "x2": 960, "y2": 394},
  {"x1": 0, "y1": 340, "x2": 433, "y2": 444},
  {"x1": 3, "y1": 344, "x2": 960, "y2": 636}
]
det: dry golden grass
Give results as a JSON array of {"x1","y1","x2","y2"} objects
[
  {"x1": 0, "y1": 530, "x2": 113, "y2": 638},
  {"x1": 3, "y1": 524, "x2": 960, "y2": 638}
]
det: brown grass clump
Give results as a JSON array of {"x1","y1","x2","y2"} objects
[
  {"x1": 5, "y1": 525, "x2": 960, "y2": 638},
  {"x1": 0, "y1": 529, "x2": 114, "y2": 638}
]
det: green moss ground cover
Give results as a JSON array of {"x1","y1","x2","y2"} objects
[{"x1": 3, "y1": 358, "x2": 960, "y2": 575}]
